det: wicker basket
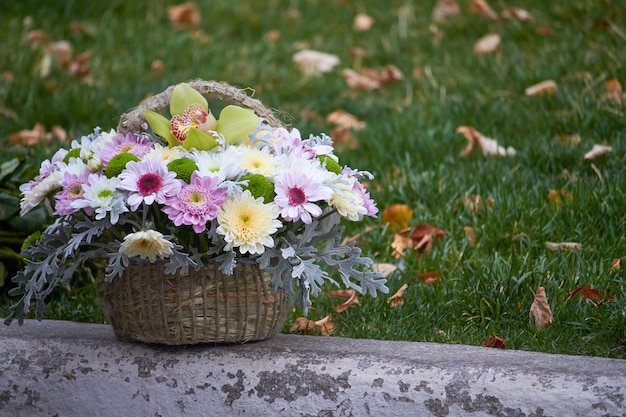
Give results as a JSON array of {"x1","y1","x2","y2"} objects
[
  {"x1": 101, "y1": 80, "x2": 290, "y2": 344},
  {"x1": 100, "y1": 261, "x2": 289, "y2": 344}
]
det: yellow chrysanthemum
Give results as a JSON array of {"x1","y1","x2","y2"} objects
[
  {"x1": 239, "y1": 146, "x2": 278, "y2": 177},
  {"x1": 216, "y1": 190, "x2": 282, "y2": 255},
  {"x1": 329, "y1": 177, "x2": 367, "y2": 221},
  {"x1": 119, "y1": 230, "x2": 174, "y2": 262}
]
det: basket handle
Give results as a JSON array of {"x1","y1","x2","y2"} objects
[{"x1": 117, "y1": 79, "x2": 284, "y2": 134}]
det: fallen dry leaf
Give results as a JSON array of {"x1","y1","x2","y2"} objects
[
  {"x1": 545, "y1": 241, "x2": 581, "y2": 251},
  {"x1": 529, "y1": 286, "x2": 553, "y2": 331},
  {"x1": 372, "y1": 263, "x2": 397, "y2": 278},
  {"x1": 289, "y1": 315, "x2": 334, "y2": 336},
  {"x1": 152, "y1": 60, "x2": 165, "y2": 77},
  {"x1": 329, "y1": 289, "x2": 360, "y2": 313},
  {"x1": 409, "y1": 224, "x2": 447, "y2": 255},
  {"x1": 414, "y1": 271, "x2": 442, "y2": 285},
  {"x1": 382, "y1": 204, "x2": 413, "y2": 232},
  {"x1": 547, "y1": 189, "x2": 573, "y2": 206},
  {"x1": 601, "y1": 79, "x2": 626, "y2": 104},
  {"x1": 556, "y1": 134, "x2": 581, "y2": 146},
  {"x1": 566, "y1": 285, "x2": 613, "y2": 306},
  {"x1": 353, "y1": 13, "x2": 374, "y2": 31},
  {"x1": 391, "y1": 233, "x2": 413, "y2": 258},
  {"x1": 330, "y1": 126, "x2": 357, "y2": 151},
  {"x1": 483, "y1": 335, "x2": 506, "y2": 349},
  {"x1": 167, "y1": 3, "x2": 201, "y2": 30},
  {"x1": 611, "y1": 258, "x2": 621, "y2": 272},
  {"x1": 67, "y1": 50, "x2": 92, "y2": 80},
  {"x1": 432, "y1": 0, "x2": 460, "y2": 22},
  {"x1": 462, "y1": 194, "x2": 494, "y2": 214},
  {"x1": 26, "y1": 30, "x2": 50, "y2": 49},
  {"x1": 326, "y1": 109, "x2": 366, "y2": 130},
  {"x1": 536, "y1": 26, "x2": 552, "y2": 36},
  {"x1": 341, "y1": 68, "x2": 381, "y2": 90},
  {"x1": 584, "y1": 144, "x2": 612, "y2": 160},
  {"x1": 470, "y1": 0, "x2": 499, "y2": 20},
  {"x1": 387, "y1": 283, "x2": 408, "y2": 307},
  {"x1": 464, "y1": 226, "x2": 476, "y2": 247},
  {"x1": 525, "y1": 80, "x2": 557, "y2": 96},
  {"x1": 501, "y1": 7, "x2": 532, "y2": 22},
  {"x1": 293, "y1": 49, "x2": 340, "y2": 76},
  {"x1": 474, "y1": 33, "x2": 501, "y2": 54},
  {"x1": 265, "y1": 30, "x2": 280, "y2": 42},
  {"x1": 456, "y1": 126, "x2": 516, "y2": 157},
  {"x1": 46, "y1": 41, "x2": 73, "y2": 66}
]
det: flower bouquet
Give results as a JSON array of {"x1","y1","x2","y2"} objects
[{"x1": 6, "y1": 80, "x2": 388, "y2": 344}]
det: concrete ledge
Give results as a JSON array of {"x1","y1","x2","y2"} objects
[{"x1": 1, "y1": 320, "x2": 625, "y2": 416}]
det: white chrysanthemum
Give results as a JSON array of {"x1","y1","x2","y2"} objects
[
  {"x1": 72, "y1": 174, "x2": 128, "y2": 224},
  {"x1": 145, "y1": 144, "x2": 186, "y2": 164},
  {"x1": 328, "y1": 176, "x2": 367, "y2": 221},
  {"x1": 238, "y1": 146, "x2": 279, "y2": 177},
  {"x1": 119, "y1": 230, "x2": 173, "y2": 262},
  {"x1": 19, "y1": 171, "x2": 62, "y2": 216},
  {"x1": 192, "y1": 147, "x2": 243, "y2": 180},
  {"x1": 216, "y1": 190, "x2": 282, "y2": 255}
]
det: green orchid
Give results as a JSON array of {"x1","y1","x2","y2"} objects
[{"x1": 144, "y1": 83, "x2": 260, "y2": 151}]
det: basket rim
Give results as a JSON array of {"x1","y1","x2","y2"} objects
[{"x1": 117, "y1": 79, "x2": 285, "y2": 134}]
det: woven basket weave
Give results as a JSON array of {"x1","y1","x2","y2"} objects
[
  {"x1": 101, "y1": 80, "x2": 289, "y2": 344},
  {"x1": 100, "y1": 262, "x2": 289, "y2": 344}
]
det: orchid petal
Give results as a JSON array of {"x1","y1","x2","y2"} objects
[
  {"x1": 144, "y1": 109, "x2": 178, "y2": 147},
  {"x1": 170, "y1": 83, "x2": 208, "y2": 115},
  {"x1": 216, "y1": 105, "x2": 260, "y2": 144},
  {"x1": 182, "y1": 128, "x2": 219, "y2": 151}
]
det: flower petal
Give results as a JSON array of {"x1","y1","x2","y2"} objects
[
  {"x1": 183, "y1": 128, "x2": 219, "y2": 151},
  {"x1": 216, "y1": 105, "x2": 260, "y2": 144},
  {"x1": 170, "y1": 83, "x2": 208, "y2": 115},
  {"x1": 144, "y1": 110, "x2": 178, "y2": 146}
]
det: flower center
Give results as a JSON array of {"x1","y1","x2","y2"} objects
[
  {"x1": 67, "y1": 183, "x2": 84, "y2": 199},
  {"x1": 137, "y1": 173, "x2": 163, "y2": 195},
  {"x1": 98, "y1": 189, "x2": 114, "y2": 199},
  {"x1": 287, "y1": 187, "x2": 307, "y2": 206}
]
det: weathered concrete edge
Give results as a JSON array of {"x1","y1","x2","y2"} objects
[{"x1": 1, "y1": 320, "x2": 625, "y2": 417}]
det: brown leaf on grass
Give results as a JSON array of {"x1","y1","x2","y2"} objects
[
  {"x1": 341, "y1": 68, "x2": 381, "y2": 90},
  {"x1": 167, "y1": 3, "x2": 201, "y2": 30},
  {"x1": 474, "y1": 33, "x2": 501, "y2": 54},
  {"x1": 326, "y1": 110, "x2": 366, "y2": 130},
  {"x1": 584, "y1": 144, "x2": 612, "y2": 160},
  {"x1": 469, "y1": 0, "x2": 499, "y2": 20},
  {"x1": 462, "y1": 194, "x2": 494, "y2": 214},
  {"x1": 353, "y1": 13, "x2": 375, "y2": 31},
  {"x1": 391, "y1": 233, "x2": 413, "y2": 258},
  {"x1": 566, "y1": 285, "x2": 614, "y2": 306},
  {"x1": 293, "y1": 50, "x2": 340, "y2": 76},
  {"x1": 611, "y1": 258, "x2": 621, "y2": 272},
  {"x1": 372, "y1": 263, "x2": 398, "y2": 278},
  {"x1": 529, "y1": 286, "x2": 553, "y2": 331},
  {"x1": 501, "y1": 7, "x2": 533, "y2": 22},
  {"x1": 329, "y1": 289, "x2": 360, "y2": 313},
  {"x1": 464, "y1": 226, "x2": 476, "y2": 247},
  {"x1": 46, "y1": 41, "x2": 73, "y2": 66},
  {"x1": 387, "y1": 283, "x2": 408, "y2": 307},
  {"x1": 525, "y1": 80, "x2": 557, "y2": 96},
  {"x1": 51, "y1": 125, "x2": 68, "y2": 143},
  {"x1": 151, "y1": 60, "x2": 165, "y2": 77},
  {"x1": 484, "y1": 335, "x2": 506, "y2": 349},
  {"x1": 410, "y1": 224, "x2": 447, "y2": 255},
  {"x1": 547, "y1": 189, "x2": 573, "y2": 206},
  {"x1": 9, "y1": 123, "x2": 67, "y2": 145},
  {"x1": 289, "y1": 315, "x2": 334, "y2": 335},
  {"x1": 456, "y1": 126, "x2": 516, "y2": 157},
  {"x1": 432, "y1": 0, "x2": 460, "y2": 22},
  {"x1": 26, "y1": 30, "x2": 50, "y2": 49},
  {"x1": 382, "y1": 204, "x2": 413, "y2": 232},
  {"x1": 536, "y1": 26, "x2": 552, "y2": 36},
  {"x1": 69, "y1": 21, "x2": 97, "y2": 37},
  {"x1": 601, "y1": 79, "x2": 626, "y2": 104},
  {"x1": 556, "y1": 134, "x2": 581, "y2": 146},
  {"x1": 265, "y1": 30, "x2": 280, "y2": 42},
  {"x1": 67, "y1": 50, "x2": 92, "y2": 80},
  {"x1": 545, "y1": 241, "x2": 581, "y2": 251},
  {"x1": 414, "y1": 271, "x2": 442, "y2": 285}
]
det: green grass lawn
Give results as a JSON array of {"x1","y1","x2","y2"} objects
[{"x1": 1, "y1": 0, "x2": 624, "y2": 358}]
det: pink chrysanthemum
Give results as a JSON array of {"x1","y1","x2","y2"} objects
[
  {"x1": 54, "y1": 166, "x2": 91, "y2": 216},
  {"x1": 99, "y1": 132, "x2": 153, "y2": 167},
  {"x1": 274, "y1": 170, "x2": 332, "y2": 223},
  {"x1": 162, "y1": 172, "x2": 228, "y2": 233},
  {"x1": 118, "y1": 157, "x2": 181, "y2": 211}
]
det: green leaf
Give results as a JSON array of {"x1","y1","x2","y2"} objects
[
  {"x1": 0, "y1": 159, "x2": 20, "y2": 182},
  {"x1": 144, "y1": 110, "x2": 178, "y2": 147},
  {"x1": 0, "y1": 192, "x2": 19, "y2": 221},
  {"x1": 182, "y1": 128, "x2": 219, "y2": 151},
  {"x1": 216, "y1": 105, "x2": 260, "y2": 144},
  {"x1": 170, "y1": 83, "x2": 208, "y2": 115},
  {"x1": 8, "y1": 206, "x2": 47, "y2": 233}
]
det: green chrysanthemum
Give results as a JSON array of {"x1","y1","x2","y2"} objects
[
  {"x1": 242, "y1": 173, "x2": 275, "y2": 203},
  {"x1": 21, "y1": 231, "x2": 42, "y2": 252},
  {"x1": 105, "y1": 152, "x2": 140, "y2": 178},
  {"x1": 167, "y1": 157, "x2": 198, "y2": 183},
  {"x1": 318, "y1": 155, "x2": 342, "y2": 174}
]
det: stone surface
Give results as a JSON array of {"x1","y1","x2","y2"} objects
[{"x1": 1, "y1": 320, "x2": 625, "y2": 416}]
